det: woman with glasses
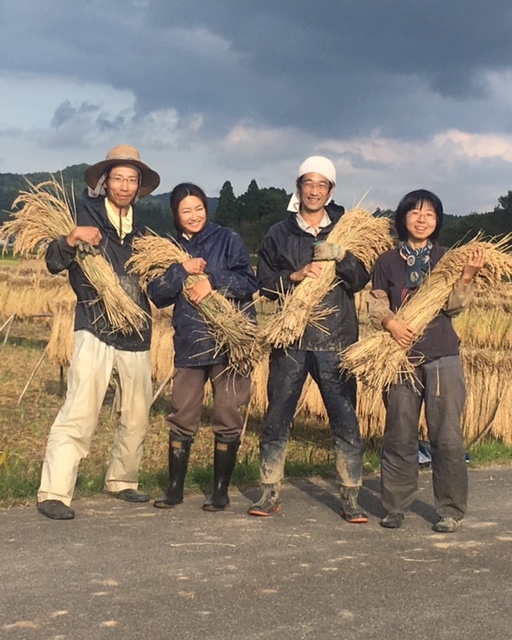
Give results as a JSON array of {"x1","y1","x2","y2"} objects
[{"x1": 368, "y1": 189, "x2": 485, "y2": 533}]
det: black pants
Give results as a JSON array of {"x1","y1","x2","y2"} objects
[
  {"x1": 259, "y1": 349, "x2": 363, "y2": 487},
  {"x1": 381, "y1": 355, "x2": 468, "y2": 519}
]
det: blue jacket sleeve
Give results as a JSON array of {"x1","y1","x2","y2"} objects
[
  {"x1": 206, "y1": 232, "x2": 258, "y2": 300},
  {"x1": 257, "y1": 235, "x2": 295, "y2": 301},
  {"x1": 147, "y1": 262, "x2": 189, "y2": 309},
  {"x1": 45, "y1": 236, "x2": 77, "y2": 274},
  {"x1": 335, "y1": 251, "x2": 370, "y2": 293}
]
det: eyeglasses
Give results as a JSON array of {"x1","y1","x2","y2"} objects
[
  {"x1": 407, "y1": 209, "x2": 437, "y2": 221},
  {"x1": 300, "y1": 179, "x2": 331, "y2": 192},
  {"x1": 108, "y1": 176, "x2": 140, "y2": 186}
]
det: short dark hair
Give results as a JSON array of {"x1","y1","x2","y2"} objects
[
  {"x1": 394, "y1": 189, "x2": 444, "y2": 242},
  {"x1": 170, "y1": 182, "x2": 209, "y2": 230}
]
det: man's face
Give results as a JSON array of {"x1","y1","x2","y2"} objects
[
  {"x1": 297, "y1": 172, "x2": 333, "y2": 215},
  {"x1": 105, "y1": 165, "x2": 140, "y2": 210}
]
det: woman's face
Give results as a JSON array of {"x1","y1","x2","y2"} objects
[
  {"x1": 405, "y1": 200, "x2": 437, "y2": 246},
  {"x1": 176, "y1": 195, "x2": 207, "y2": 237}
]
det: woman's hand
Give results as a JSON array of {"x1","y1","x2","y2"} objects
[
  {"x1": 183, "y1": 257, "x2": 207, "y2": 275},
  {"x1": 186, "y1": 278, "x2": 213, "y2": 304},
  {"x1": 384, "y1": 317, "x2": 417, "y2": 348},
  {"x1": 460, "y1": 247, "x2": 486, "y2": 284}
]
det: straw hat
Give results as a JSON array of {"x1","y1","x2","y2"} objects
[{"x1": 84, "y1": 144, "x2": 160, "y2": 197}]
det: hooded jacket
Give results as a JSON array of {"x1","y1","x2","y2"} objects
[
  {"x1": 147, "y1": 222, "x2": 257, "y2": 368},
  {"x1": 45, "y1": 190, "x2": 152, "y2": 351},
  {"x1": 257, "y1": 204, "x2": 370, "y2": 351}
]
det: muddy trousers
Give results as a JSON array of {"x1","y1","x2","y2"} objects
[
  {"x1": 166, "y1": 365, "x2": 251, "y2": 439},
  {"x1": 259, "y1": 349, "x2": 363, "y2": 487},
  {"x1": 38, "y1": 331, "x2": 152, "y2": 506},
  {"x1": 381, "y1": 355, "x2": 468, "y2": 519}
]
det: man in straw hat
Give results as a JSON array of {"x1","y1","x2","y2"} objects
[
  {"x1": 248, "y1": 156, "x2": 370, "y2": 522},
  {"x1": 36, "y1": 145, "x2": 160, "y2": 520}
]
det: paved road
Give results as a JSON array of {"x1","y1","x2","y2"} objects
[{"x1": 1, "y1": 467, "x2": 511, "y2": 640}]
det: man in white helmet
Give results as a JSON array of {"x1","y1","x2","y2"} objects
[
  {"x1": 37, "y1": 145, "x2": 160, "y2": 520},
  {"x1": 248, "y1": 156, "x2": 369, "y2": 522}
]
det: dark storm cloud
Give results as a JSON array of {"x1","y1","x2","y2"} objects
[
  {"x1": 2, "y1": 0, "x2": 512, "y2": 141},
  {"x1": 140, "y1": 0, "x2": 512, "y2": 136},
  {"x1": 51, "y1": 101, "x2": 99, "y2": 127}
]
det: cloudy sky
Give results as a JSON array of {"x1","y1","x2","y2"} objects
[{"x1": 2, "y1": 0, "x2": 512, "y2": 214}]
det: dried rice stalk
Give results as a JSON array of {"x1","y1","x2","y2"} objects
[
  {"x1": 150, "y1": 306, "x2": 176, "y2": 386},
  {"x1": 47, "y1": 300, "x2": 75, "y2": 367},
  {"x1": 342, "y1": 235, "x2": 512, "y2": 390},
  {"x1": 453, "y1": 284, "x2": 512, "y2": 350},
  {"x1": 461, "y1": 348, "x2": 512, "y2": 444},
  {"x1": 260, "y1": 208, "x2": 394, "y2": 350},
  {"x1": 0, "y1": 178, "x2": 148, "y2": 335},
  {"x1": 128, "y1": 233, "x2": 261, "y2": 375}
]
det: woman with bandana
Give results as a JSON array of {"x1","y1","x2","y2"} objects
[{"x1": 368, "y1": 190, "x2": 486, "y2": 533}]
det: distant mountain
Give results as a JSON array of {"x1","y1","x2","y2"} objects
[{"x1": 0, "y1": 164, "x2": 89, "y2": 223}]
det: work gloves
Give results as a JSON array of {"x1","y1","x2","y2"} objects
[
  {"x1": 312, "y1": 241, "x2": 346, "y2": 262},
  {"x1": 76, "y1": 240, "x2": 100, "y2": 259}
]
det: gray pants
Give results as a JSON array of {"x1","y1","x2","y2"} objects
[
  {"x1": 167, "y1": 365, "x2": 251, "y2": 439},
  {"x1": 381, "y1": 355, "x2": 468, "y2": 519}
]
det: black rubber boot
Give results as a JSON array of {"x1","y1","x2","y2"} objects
[
  {"x1": 202, "y1": 436, "x2": 240, "y2": 512},
  {"x1": 154, "y1": 434, "x2": 192, "y2": 509}
]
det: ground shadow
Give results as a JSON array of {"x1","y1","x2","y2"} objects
[
  {"x1": 286, "y1": 476, "x2": 385, "y2": 518},
  {"x1": 253, "y1": 470, "x2": 439, "y2": 524}
]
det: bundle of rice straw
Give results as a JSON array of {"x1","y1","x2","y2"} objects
[
  {"x1": 128, "y1": 233, "x2": 261, "y2": 375},
  {"x1": 0, "y1": 178, "x2": 148, "y2": 335},
  {"x1": 342, "y1": 235, "x2": 512, "y2": 391},
  {"x1": 461, "y1": 348, "x2": 512, "y2": 444},
  {"x1": 47, "y1": 300, "x2": 76, "y2": 367},
  {"x1": 151, "y1": 306, "x2": 176, "y2": 386},
  {"x1": 260, "y1": 208, "x2": 394, "y2": 350}
]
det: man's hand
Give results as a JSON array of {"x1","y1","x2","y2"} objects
[
  {"x1": 186, "y1": 278, "x2": 213, "y2": 304},
  {"x1": 66, "y1": 226, "x2": 102, "y2": 248},
  {"x1": 384, "y1": 317, "x2": 417, "y2": 348},
  {"x1": 312, "y1": 241, "x2": 346, "y2": 262},
  {"x1": 290, "y1": 262, "x2": 323, "y2": 283},
  {"x1": 183, "y1": 257, "x2": 207, "y2": 275}
]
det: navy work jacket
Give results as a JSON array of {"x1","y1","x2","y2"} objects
[{"x1": 148, "y1": 222, "x2": 257, "y2": 368}]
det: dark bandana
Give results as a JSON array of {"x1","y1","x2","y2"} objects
[{"x1": 400, "y1": 241, "x2": 433, "y2": 289}]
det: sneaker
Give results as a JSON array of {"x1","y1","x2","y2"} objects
[
  {"x1": 247, "y1": 486, "x2": 281, "y2": 517},
  {"x1": 105, "y1": 489, "x2": 150, "y2": 503},
  {"x1": 339, "y1": 488, "x2": 368, "y2": 524},
  {"x1": 37, "y1": 500, "x2": 75, "y2": 520},
  {"x1": 340, "y1": 504, "x2": 368, "y2": 524},
  {"x1": 380, "y1": 513, "x2": 404, "y2": 529},
  {"x1": 432, "y1": 516, "x2": 460, "y2": 533}
]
